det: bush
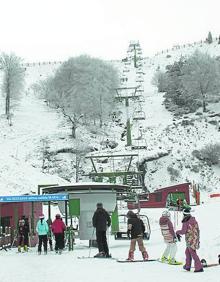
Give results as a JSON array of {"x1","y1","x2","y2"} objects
[{"x1": 192, "y1": 144, "x2": 220, "y2": 165}]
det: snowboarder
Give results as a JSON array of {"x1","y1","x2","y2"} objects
[
  {"x1": 159, "y1": 210, "x2": 181, "y2": 264},
  {"x1": 36, "y1": 214, "x2": 49, "y2": 255},
  {"x1": 176, "y1": 208, "x2": 204, "y2": 272},
  {"x1": 51, "y1": 214, "x2": 66, "y2": 254},
  {"x1": 92, "y1": 203, "x2": 111, "y2": 258},
  {"x1": 126, "y1": 210, "x2": 148, "y2": 261},
  {"x1": 17, "y1": 217, "x2": 25, "y2": 252}
]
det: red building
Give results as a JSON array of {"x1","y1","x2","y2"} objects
[
  {"x1": 128, "y1": 183, "x2": 191, "y2": 209},
  {"x1": 0, "y1": 202, "x2": 42, "y2": 232}
]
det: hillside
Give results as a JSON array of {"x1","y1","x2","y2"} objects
[{"x1": 1, "y1": 38, "x2": 220, "y2": 195}]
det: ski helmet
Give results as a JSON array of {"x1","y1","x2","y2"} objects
[{"x1": 55, "y1": 214, "x2": 61, "y2": 219}]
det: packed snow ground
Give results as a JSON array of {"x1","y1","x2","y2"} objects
[{"x1": 0, "y1": 196, "x2": 220, "y2": 282}]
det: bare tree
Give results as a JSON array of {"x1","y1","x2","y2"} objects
[{"x1": 0, "y1": 53, "x2": 25, "y2": 124}]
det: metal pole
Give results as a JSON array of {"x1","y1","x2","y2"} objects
[{"x1": 64, "y1": 201, "x2": 68, "y2": 226}]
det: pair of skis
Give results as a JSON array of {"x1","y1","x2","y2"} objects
[{"x1": 77, "y1": 256, "x2": 157, "y2": 263}]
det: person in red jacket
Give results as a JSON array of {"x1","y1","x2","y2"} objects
[{"x1": 51, "y1": 214, "x2": 66, "y2": 254}]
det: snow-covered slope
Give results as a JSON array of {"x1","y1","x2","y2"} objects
[{"x1": 1, "y1": 38, "x2": 220, "y2": 195}]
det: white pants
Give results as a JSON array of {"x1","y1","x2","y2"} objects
[{"x1": 163, "y1": 242, "x2": 177, "y2": 259}]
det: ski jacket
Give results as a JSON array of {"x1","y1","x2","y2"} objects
[
  {"x1": 92, "y1": 208, "x2": 111, "y2": 231},
  {"x1": 159, "y1": 216, "x2": 175, "y2": 243},
  {"x1": 127, "y1": 214, "x2": 145, "y2": 239},
  {"x1": 176, "y1": 216, "x2": 200, "y2": 250},
  {"x1": 51, "y1": 219, "x2": 66, "y2": 234},
  {"x1": 18, "y1": 219, "x2": 25, "y2": 236},
  {"x1": 36, "y1": 219, "x2": 49, "y2": 236}
]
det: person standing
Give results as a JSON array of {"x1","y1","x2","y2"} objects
[
  {"x1": 126, "y1": 211, "x2": 148, "y2": 261},
  {"x1": 17, "y1": 217, "x2": 25, "y2": 252},
  {"x1": 46, "y1": 218, "x2": 53, "y2": 251},
  {"x1": 23, "y1": 217, "x2": 30, "y2": 252},
  {"x1": 92, "y1": 203, "x2": 111, "y2": 258},
  {"x1": 51, "y1": 214, "x2": 66, "y2": 254},
  {"x1": 159, "y1": 210, "x2": 180, "y2": 264},
  {"x1": 176, "y1": 208, "x2": 203, "y2": 272},
  {"x1": 36, "y1": 214, "x2": 49, "y2": 255}
]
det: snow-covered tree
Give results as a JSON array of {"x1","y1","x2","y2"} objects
[
  {"x1": 181, "y1": 51, "x2": 220, "y2": 112},
  {"x1": 46, "y1": 55, "x2": 119, "y2": 137},
  {"x1": 0, "y1": 53, "x2": 25, "y2": 123},
  {"x1": 206, "y1": 31, "x2": 213, "y2": 44}
]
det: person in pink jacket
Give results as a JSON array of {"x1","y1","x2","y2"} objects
[
  {"x1": 51, "y1": 214, "x2": 66, "y2": 254},
  {"x1": 176, "y1": 208, "x2": 203, "y2": 272},
  {"x1": 159, "y1": 210, "x2": 180, "y2": 264}
]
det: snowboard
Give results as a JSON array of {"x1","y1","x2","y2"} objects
[
  {"x1": 117, "y1": 259, "x2": 157, "y2": 263},
  {"x1": 201, "y1": 258, "x2": 220, "y2": 268}
]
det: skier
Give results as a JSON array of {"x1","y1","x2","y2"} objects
[
  {"x1": 36, "y1": 214, "x2": 49, "y2": 255},
  {"x1": 51, "y1": 214, "x2": 66, "y2": 254},
  {"x1": 46, "y1": 218, "x2": 53, "y2": 251},
  {"x1": 176, "y1": 208, "x2": 204, "y2": 272},
  {"x1": 92, "y1": 202, "x2": 111, "y2": 258},
  {"x1": 126, "y1": 210, "x2": 148, "y2": 261},
  {"x1": 159, "y1": 210, "x2": 181, "y2": 264},
  {"x1": 17, "y1": 217, "x2": 25, "y2": 252}
]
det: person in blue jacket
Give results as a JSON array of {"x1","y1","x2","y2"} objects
[{"x1": 36, "y1": 214, "x2": 49, "y2": 255}]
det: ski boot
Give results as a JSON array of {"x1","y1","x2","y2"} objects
[
  {"x1": 142, "y1": 251, "x2": 149, "y2": 261},
  {"x1": 94, "y1": 252, "x2": 105, "y2": 258},
  {"x1": 18, "y1": 246, "x2": 21, "y2": 253},
  {"x1": 127, "y1": 251, "x2": 134, "y2": 261},
  {"x1": 24, "y1": 245, "x2": 28, "y2": 252},
  {"x1": 168, "y1": 258, "x2": 182, "y2": 265},
  {"x1": 183, "y1": 265, "x2": 190, "y2": 271}
]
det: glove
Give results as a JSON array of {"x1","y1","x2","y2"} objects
[
  {"x1": 176, "y1": 234, "x2": 181, "y2": 241},
  {"x1": 127, "y1": 230, "x2": 131, "y2": 240}
]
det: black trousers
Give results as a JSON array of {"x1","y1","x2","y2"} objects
[
  {"x1": 38, "y1": 235, "x2": 48, "y2": 252},
  {"x1": 54, "y1": 233, "x2": 64, "y2": 251},
  {"x1": 96, "y1": 231, "x2": 109, "y2": 255}
]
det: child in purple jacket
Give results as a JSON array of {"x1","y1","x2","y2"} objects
[{"x1": 176, "y1": 208, "x2": 203, "y2": 272}]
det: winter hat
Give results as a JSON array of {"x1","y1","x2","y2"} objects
[
  {"x1": 97, "y1": 203, "x2": 103, "y2": 208},
  {"x1": 55, "y1": 214, "x2": 61, "y2": 219},
  {"x1": 126, "y1": 210, "x2": 136, "y2": 218},
  {"x1": 39, "y1": 214, "x2": 44, "y2": 219},
  {"x1": 162, "y1": 210, "x2": 171, "y2": 218},
  {"x1": 183, "y1": 208, "x2": 191, "y2": 216}
]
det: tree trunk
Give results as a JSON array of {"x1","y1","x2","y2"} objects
[
  {"x1": 71, "y1": 124, "x2": 76, "y2": 138},
  {"x1": 202, "y1": 93, "x2": 207, "y2": 112}
]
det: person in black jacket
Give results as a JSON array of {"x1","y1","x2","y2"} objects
[
  {"x1": 23, "y1": 217, "x2": 30, "y2": 252},
  {"x1": 127, "y1": 210, "x2": 148, "y2": 261},
  {"x1": 92, "y1": 203, "x2": 111, "y2": 258}
]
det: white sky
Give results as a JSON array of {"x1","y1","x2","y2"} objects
[{"x1": 0, "y1": 0, "x2": 219, "y2": 62}]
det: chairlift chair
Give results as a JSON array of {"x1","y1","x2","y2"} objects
[{"x1": 133, "y1": 110, "x2": 146, "y2": 121}]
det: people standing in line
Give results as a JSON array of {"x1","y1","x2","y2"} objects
[
  {"x1": 126, "y1": 210, "x2": 148, "y2": 261},
  {"x1": 23, "y1": 217, "x2": 30, "y2": 252},
  {"x1": 36, "y1": 214, "x2": 49, "y2": 255},
  {"x1": 176, "y1": 208, "x2": 204, "y2": 272},
  {"x1": 51, "y1": 214, "x2": 66, "y2": 254},
  {"x1": 92, "y1": 203, "x2": 111, "y2": 258},
  {"x1": 17, "y1": 217, "x2": 25, "y2": 252},
  {"x1": 159, "y1": 210, "x2": 180, "y2": 264}
]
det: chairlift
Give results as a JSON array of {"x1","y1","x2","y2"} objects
[{"x1": 133, "y1": 110, "x2": 146, "y2": 121}]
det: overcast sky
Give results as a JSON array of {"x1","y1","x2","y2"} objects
[{"x1": 0, "y1": 0, "x2": 219, "y2": 62}]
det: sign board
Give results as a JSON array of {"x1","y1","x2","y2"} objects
[{"x1": 0, "y1": 194, "x2": 68, "y2": 203}]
